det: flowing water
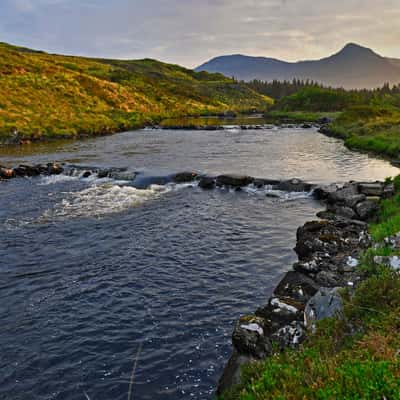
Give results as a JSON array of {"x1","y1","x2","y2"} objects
[{"x1": 0, "y1": 126, "x2": 398, "y2": 400}]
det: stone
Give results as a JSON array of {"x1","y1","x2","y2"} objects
[
  {"x1": 327, "y1": 184, "x2": 360, "y2": 206},
  {"x1": 312, "y1": 184, "x2": 339, "y2": 200},
  {"x1": 274, "y1": 271, "x2": 320, "y2": 304},
  {"x1": 0, "y1": 167, "x2": 16, "y2": 179},
  {"x1": 13, "y1": 164, "x2": 40, "y2": 177},
  {"x1": 277, "y1": 178, "x2": 313, "y2": 192},
  {"x1": 373, "y1": 256, "x2": 400, "y2": 270},
  {"x1": 327, "y1": 205, "x2": 358, "y2": 220},
  {"x1": 198, "y1": 176, "x2": 215, "y2": 190},
  {"x1": 232, "y1": 315, "x2": 272, "y2": 358},
  {"x1": 47, "y1": 163, "x2": 63, "y2": 175},
  {"x1": 252, "y1": 178, "x2": 280, "y2": 188},
  {"x1": 355, "y1": 200, "x2": 379, "y2": 221},
  {"x1": 271, "y1": 321, "x2": 306, "y2": 349},
  {"x1": 216, "y1": 174, "x2": 254, "y2": 187},
  {"x1": 82, "y1": 171, "x2": 92, "y2": 178},
  {"x1": 216, "y1": 351, "x2": 255, "y2": 396},
  {"x1": 172, "y1": 171, "x2": 198, "y2": 183},
  {"x1": 358, "y1": 182, "x2": 384, "y2": 197},
  {"x1": 304, "y1": 287, "x2": 343, "y2": 330}
]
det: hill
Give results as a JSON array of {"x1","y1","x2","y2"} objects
[
  {"x1": 0, "y1": 42, "x2": 272, "y2": 142},
  {"x1": 196, "y1": 43, "x2": 400, "y2": 90}
]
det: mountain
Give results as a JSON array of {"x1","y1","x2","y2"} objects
[
  {"x1": 196, "y1": 43, "x2": 400, "y2": 89},
  {"x1": 0, "y1": 42, "x2": 271, "y2": 141}
]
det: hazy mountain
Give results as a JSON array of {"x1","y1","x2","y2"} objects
[{"x1": 196, "y1": 43, "x2": 400, "y2": 89}]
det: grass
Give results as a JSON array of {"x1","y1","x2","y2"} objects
[
  {"x1": 327, "y1": 105, "x2": 400, "y2": 159},
  {"x1": 221, "y1": 180, "x2": 400, "y2": 400},
  {"x1": 263, "y1": 110, "x2": 341, "y2": 124},
  {"x1": 0, "y1": 42, "x2": 272, "y2": 142}
]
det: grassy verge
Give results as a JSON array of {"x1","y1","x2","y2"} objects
[
  {"x1": 263, "y1": 111, "x2": 341, "y2": 124},
  {"x1": 325, "y1": 106, "x2": 400, "y2": 160},
  {"x1": 221, "y1": 180, "x2": 400, "y2": 400}
]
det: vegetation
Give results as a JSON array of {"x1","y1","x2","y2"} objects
[
  {"x1": 221, "y1": 183, "x2": 400, "y2": 400},
  {"x1": 0, "y1": 42, "x2": 272, "y2": 141}
]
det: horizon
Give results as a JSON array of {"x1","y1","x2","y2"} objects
[{"x1": 2, "y1": 0, "x2": 400, "y2": 68}]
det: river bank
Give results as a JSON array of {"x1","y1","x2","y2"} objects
[{"x1": 218, "y1": 178, "x2": 400, "y2": 399}]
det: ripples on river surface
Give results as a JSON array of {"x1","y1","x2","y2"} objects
[{"x1": 0, "y1": 127, "x2": 398, "y2": 400}]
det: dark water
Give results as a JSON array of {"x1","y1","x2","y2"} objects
[{"x1": 0, "y1": 127, "x2": 398, "y2": 400}]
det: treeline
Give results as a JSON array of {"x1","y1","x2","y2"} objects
[{"x1": 246, "y1": 79, "x2": 400, "y2": 101}]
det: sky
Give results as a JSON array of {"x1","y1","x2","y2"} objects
[{"x1": 1, "y1": 0, "x2": 400, "y2": 68}]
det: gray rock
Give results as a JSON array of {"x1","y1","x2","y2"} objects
[
  {"x1": 355, "y1": 200, "x2": 379, "y2": 221},
  {"x1": 216, "y1": 174, "x2": 253, "y2": 187},
  {"x1": 232, "y1": 315, "x2": 272, "y2": 358},
  {"x1": 274, "y1": 271, "x2": 320, "y2": 304},
  {"x1": 358, "y1": 182, "x2": 384, "y2": 197},
  {"x1": 198, "y1": 176, "x2": 215, "y2": 190},
  {"x1": 172, "y1": 171, "x2": 198, "y2": 183},
  {"x1": 271, "y1": 321, "x2": 306, "y2": 349},
  {"x1": 373, "y1": 255, "x2": 400, "y2": 270},
  {"x1": 313, "y1": 184, "x2": 339, "y2": 200},
  {"x1": 216, "y1": 351, "x2": 255, "y2": 396},
  {"x1": 328, "y1": 205, "x2": 358, "y2": 220},
  {"x1": 277, "y1": 178, "x2": 313, "y2": 192},
  {"x1": 327, "y1": 184, "x2": 360, "y2": 207},
  {"x1": 304, "y1": 287, "x2": 344, "y2": 330}
]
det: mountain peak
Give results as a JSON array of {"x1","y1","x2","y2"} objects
[{"x1": 337, "y1": 42, "x2": 377, "y2": 57}]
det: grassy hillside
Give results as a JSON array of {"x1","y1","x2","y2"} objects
[{"x1": 0, "y1": 42, "x2": 272, "y2": 142}]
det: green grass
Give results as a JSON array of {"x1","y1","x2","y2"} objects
[
  {"x1": 221, "y1": 180, "x2": 400, "y2": 400},
  {"x1": 263, "y1": 111, "x2": 341, "y2": 124},
  {"x1": 327, "y1": 105, "x2": 400, "y2": 159},
  {"x1": 0, "y1": 42, "x2": 272, "y2": 141}
]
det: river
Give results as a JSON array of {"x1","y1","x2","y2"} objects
[{"x1": 0, "y1": 126, "x2": 398, "y2": 400}]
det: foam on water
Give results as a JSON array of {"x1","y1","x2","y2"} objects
[{"x1": 41, "y1": 183, "x2": 171, "y2": 219}]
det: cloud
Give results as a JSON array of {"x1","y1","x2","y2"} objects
[{"x1": 1, "y1": 0, "x2": 399, "y2": 67}]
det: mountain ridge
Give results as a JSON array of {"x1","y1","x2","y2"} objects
[{"x1": 196, "y1": 43, "x2": 400, "y2": 89}]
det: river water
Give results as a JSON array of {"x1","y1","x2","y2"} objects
[{"x1": 0, "y1": 126, "x2": 398, "y2": 400}]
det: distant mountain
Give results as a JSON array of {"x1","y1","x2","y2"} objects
[{"x1": 196, "y1": 43, "x2": 400, "y2": 89}]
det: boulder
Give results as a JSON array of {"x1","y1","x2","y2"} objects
[
  {"x1": 216, "y1": 174, "x2": 254, "y2": 187},
  {"x1": 327, "y1": 184, "x2": 360, "y2": 206},
  {"x1": 317, "y1": 117, "x2": 333, "y2": 125},
  {"x1": 274, "y1": 271, "x2": 320, "y2": 304},
  {"x1": 47, "y1": 163, "x2": 63, "y2": 175},
  {"x1": 271, "y1": 321, "x2": 306, "y2": 349},
  {"x1": 172, "y1": 171, "x2": 198, "y2": 183},
  {"x1": 312, "y1": 184, "x2": 339, "y2": 200},
  {"x1": 327, "y1": 205, "x2": 358, "y2": 220},
  {"x1": 82, "y1": 171, "x2": 92, "y2": 178},
  {"x1": 373, "y1": 256, "x2": 400, "y2": 270},
  {"x1": 304, "y1": 287, "x2": 343, "y2": 330},
  {"x1": 277, "y1": 178, "x2": 313, "y2": 192},
  {"x1": 216, "y1": 351, "x2": 255, "y2": 396},
  {"x1": 232, "y1": 315, "x2": 272, "y2": 358},
  {"x1": 355, "y1": 200, "x2": 379, "y2": 221},
  {"x1": 198, "y1": 176, "x2": 215, "y2": 190},
  {"x1": 358, "y1": 182, "x2": 384, "y2": 197},
  {"x1": 252, "y1": 178, "x2": 280, "y2": 188},
  {"x1": 13, "y1": 164, "x2": 40, "y2": 177},
  {"x1": 301, "y1": 123, "x2": 312, "y2": 129},
  {"x1": 0, "y1": 167, "x2": 15, "y2": 179}
]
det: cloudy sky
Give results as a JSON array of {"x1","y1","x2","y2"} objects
[{"x1": 2, "y1": 0, "x2": 399, "y2": 67}]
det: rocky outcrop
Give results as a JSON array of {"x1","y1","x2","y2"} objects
[
  {"x1": 0, "y1": 163, "x2": 63, "y2": 180},
  {"x1": 216, "y1": 179, "x2": 392, "y2": 395}
]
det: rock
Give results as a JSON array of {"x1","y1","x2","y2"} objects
[
  {"x1": 232, "y1": 315, "x2": 272, "y2": 358},
  {"x1": 253, "y1": 178, "x2": 280, "y2": 188},
  {"x1": 216, "y1": 174, "x2": 254, "y2": 187},
  {"x1": 0, "y1": 167, "x2": 15, "y2": 179},
  {"x1": 312, "y1": 184, "x2": 339, "y2": 200},
  {"x1": 216, "y1": 351, "x2": 255, "y2": 396},
  {"x1": 317, "y1": 117, "x2": 333, "y2": 125},
  {"x1": 373, "y1": 255, "x2": 400, "y2": 270},
  {"x1": 172, "y1": 171, "x2": 198, "y2": 183},
  {"x1": 304, "y1": 287, "x2": 343, "y2": 330},
  {"x1": 13, "y1": 164, "x2": 41, "y2": 177},
  {"x1": 358, "y1": 182, "x2": 384, "y2": 197},
  {"x1": 327, "y1": 205, "x2": 358, "y2": 220},
  {"x1": 277, "y1": 178, "x2": 313, "y2": 192},
  {"x1": 355, "y1": 200, "x2": 379, "y2": 221},
  {"x1": 384, "y1": 232, "x2": 400, "y2": 248},
  {"x1": 271, "y1": 321, "x2": 306, "y2": 349},
  {"x1": 274, "y1": 271, "x2": 320, "y2": 304},
  {"x1": 82, "y1": 171, "x2": 92, "y2": 178},
  {"x1": 315, "y1": 271, "x2": 344, "y2": 287},
  {"x1": 198, "y1": 176, "x2": 215, "y2": 190},
  {"x1": 327, "y1": 184, "x2": 360, "y2": 206},
  {"x1": 383, "y1": 183, "x2": 395, "y2": 199},
  {"x1": 301, "y1": 123, "x2": 312, "y2": 129},
  {"x1": 47, "y1": 163, "x2": 63, "y2": 175}
]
